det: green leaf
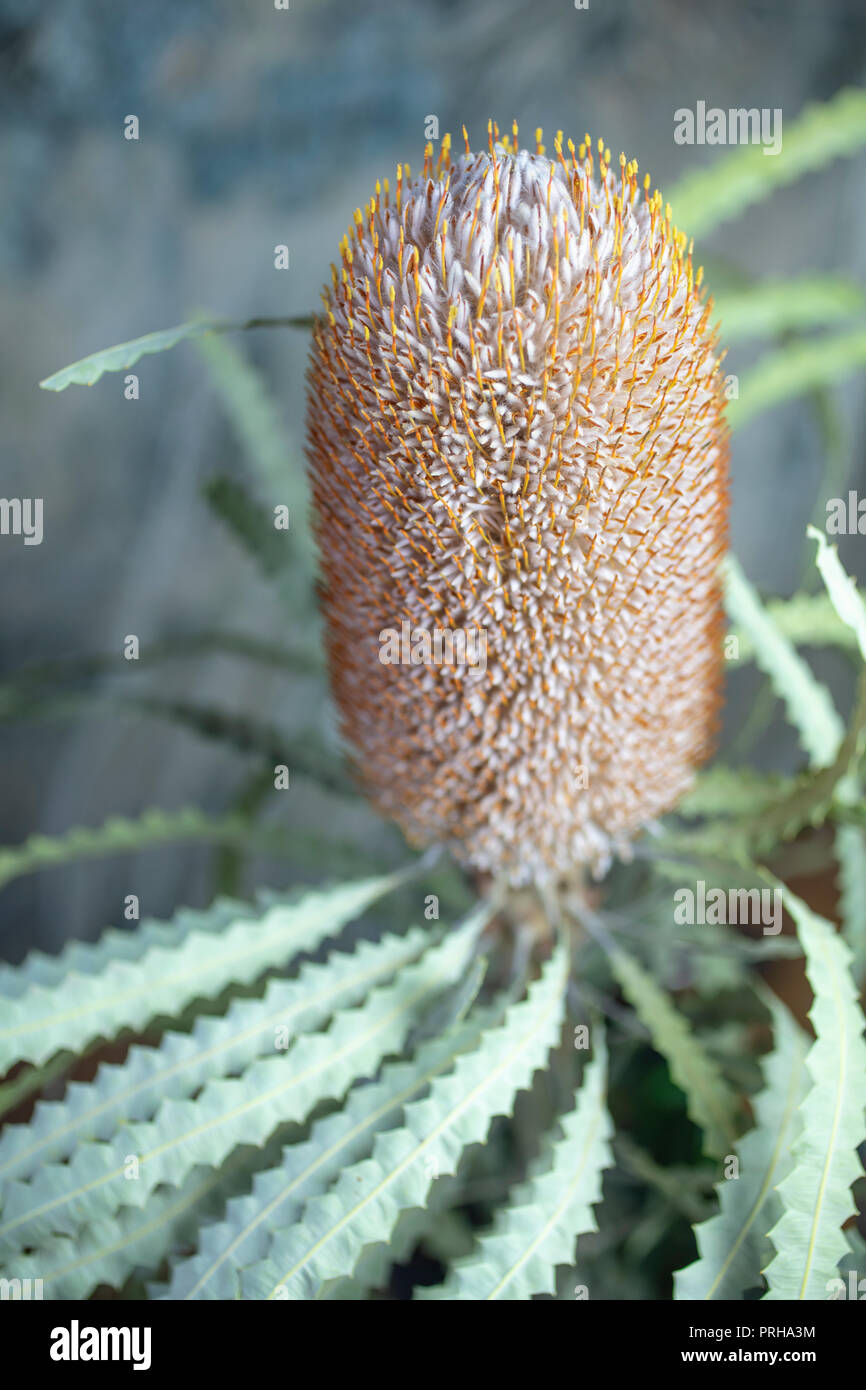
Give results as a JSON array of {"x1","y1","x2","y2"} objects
[
  {"x1": 0, "y1": 907, "x2": 487, "y2": 1255},
  {"x1": 197, "y1": 335, "x2": 296, "y2": 508},
  {"x1": 714, "y1": 277, "x2": 865, "y2": 343},
  {"x1": 0, "y1": 899, "x2": 240, "y2": 1000},
  {"x1": 674, "y1": 995, "x2": 810, "y2": 1300},
  {"x1": 197, "y1": 334, "x2": 316, "y2": 603},
  {"x1": 418, "y1": 1025, "x2": 612, "y2": 1300},
  {"x1": 806, "y1": 535, "x2": 866, "y2": 925},
  {"x1": 20, "y1": 642, "x2": 319, "y2": 711},
  {"x1": 161, "y1": 994, "x2": 510, "y2": 1300},
  {"x1": 240, "y1": 938, "x2": 570, "y2": 1299},
  {"x1": 0, "y1": 872, "x2": 398, "y2": 1070},
  {"x1": 0, "y1": 1150, "x2": 257, "y2": 1300},
  {"x1": 106, "y1": 699, "x2": 353, "y2": 797},
  {"x1": 762, "y1": 886, "x2": 866, "y2": 1300},
  {"x1": 0, "y1": 924, "x2": 433, "y2": 1190},
  {"x1": 729, "y1": 330, "x2": 866, "y2": 432},
  {"x1": 610, "y1": 946, "x2": 740, "y2": 1158},
  {"x1": 726, "y1": 670, "x2": 866, "y2": 858},
  {"x1": 0, "y1": 807, "x2": 272, "y2": 898},
  {"x1": 681, "y1": 544, "x2": 866, "y2": 857},
  {"x1": 837, "y1": 825, "x2": 866, "y2": 984},
  {"x1": 0, "y1": 632, "x2": 323, "y2": 727},
  {"x1": 614, "y1": 1134, "x2": 714, "y2": 1223},
  {"x1": 808, "y1": 526, "x2": 866, "y2": 662},
  {"x1": 39, "y1": 316, "x2": 313, "y2": 392},
  {"x1": 730, "y1": 592, "x2": 857, "y2": 663},
  {"x1": 203, "y1": 475, "x2": 294, "y2": 577},
  {"x1": 676, "y1": 766, "x2": 792, "y2": 821},
  {"x1": 0, "y1": 804, "x2": 384, "y2": 902},
  {"x1": 724, "y1": 554, "x2": 844, "y2": 766},
  {"x1": 668, "y1": 88, "x2": 866, "y2": 240}
]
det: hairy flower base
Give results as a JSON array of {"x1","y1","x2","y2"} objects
[{"x1": 307, "y1": 124, "x2": 728, "y2": 884}]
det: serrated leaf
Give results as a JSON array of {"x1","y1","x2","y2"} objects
[
  {"x1": 39, "y1": 315, "x2": 313, "y2": 392},
  {"x1": 0, "y1": 806, "x2": 290, "y2": 900},
  {"x1": 807, "y1": 534, "x2": 866, "y2": 909},
  {"x1": 418, "y1": 1026, "x2": 612, "y2": 1300},
  {"x1": 665, "y1": 679, "x2": 866, "y2": 864},
  {"x1": 676, "y1": 766, "x2": 793, "y2": 820},
  {"x1": 674, "y1": 995, "x2": 810, "y2": 1300},
  {"x1": 161, "y1": 994, "x2": 509, "y2": 1300},
  {"x1": 0, "y1": 898, "x2": 243, "y2": 1001},
  {"x1": 240, "y1": 939, "x2": 570, "y2": 1300},
  {"x1": 731, "y1": 592, "x2": 857, "y2": 663},
  {"x1": 713, "y1": 277, "x2": 865, "y2": 343},
  {"x1": 837, "y1": 825, "x2": 866, "y2": 985},
  {"x1": 0, "y1": 802, "x2": 386, "y2": 921},
  {"x1": 610, "y1": 947, "x2": 740, "y2": 1157},
  {"x1": 668, "y1": 88, "x2": 866, "y2": 239},
  {"x1": 762, "y1": 887, "x2": 866, "y2": 1300},
  {"x1": 0, "y1": 632, "x2": 322, "y2": 724},
  {"x1": 0, "y1": 872, "x2": 398, "y2": 1071},
  {"x1": 724, "y1": 554, "x2": 844, "y2": 766},
  {"x1": 737, "y1": 673, "x2": 866, "y2": 856},
  {"x1": 0, "y1": 1152, "x2": 255, "y2": 1300},
  {"x1": 0, "y1": 907, "x2": 487, "y2": 1256},
  {"x1": 808, "y1": 527, "x2": 866, "y2": 663},
  {"x1": 0, "y1": 923, "x2": 432, "y2": 1190}
]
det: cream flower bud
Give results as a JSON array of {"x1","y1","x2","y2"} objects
[{"x1": 307, "y1": 125, "x2": 728, "y2": 885}]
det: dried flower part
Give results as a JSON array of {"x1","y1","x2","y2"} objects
[{"x1": 307, "y1": 124, "x2": 728, "y2": 885}]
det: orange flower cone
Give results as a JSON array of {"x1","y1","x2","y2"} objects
[{"x1": 307, "y1": 123, "x2": 728, "y2": 885}]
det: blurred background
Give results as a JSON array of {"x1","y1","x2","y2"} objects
[{"x1": 1, "y1": 0, "x2": 866, "y2": 962}]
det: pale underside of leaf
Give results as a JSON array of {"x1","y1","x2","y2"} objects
[
  {"x1": 0, "y1": 907, "x2": 487, "y2": 1258},
  {"x1": 610, "y1": 946, "x2": 740, "y2": 1158},
  {"x1": 762, "y1": 889, "x2": 866, "y2": 1300},
  {"x1": 0, "y1": 923, "x2": 434, "y2": 1192},
  {"x1": 724, "y1": 554, "x2": 844, "y2": 767},
  {"x1": 162, "y1": 995, "x2": 511, "y2": 1300},
  {"x1": 0, "y1": 872, "x2": 398, "y2": 1071},
  {"x1": 419, "y1": 1025, "x2": 613, "y2": 1301},
  {"x1": 674, "y1": 995, "x2": 809, "y2": 1300},
  {"x1": 39, "y1": 316, "x2": 313, "y2": 392},
  {"x1": 239, "y1": 940, "x2": 570, "y2": 1300}
]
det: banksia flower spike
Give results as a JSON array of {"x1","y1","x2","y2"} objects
[{"x1": 307, "y1": 122, "x2": 728, "y2": 886}]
